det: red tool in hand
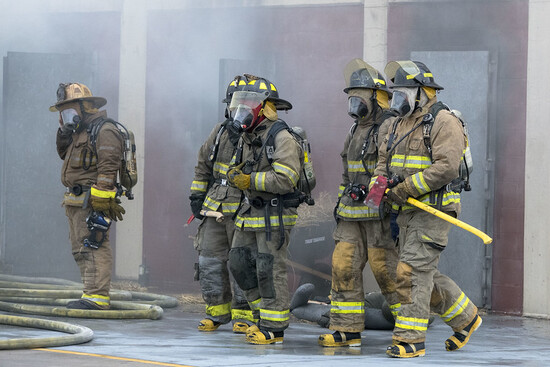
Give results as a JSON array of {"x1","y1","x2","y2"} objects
[{"x1": 364, "y1": 176, "x2": 388, "y2": 209}]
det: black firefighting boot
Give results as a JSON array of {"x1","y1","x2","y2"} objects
[
  {"x1": 198, "y1": 318, "x2": 222, "y2": 332},
  {"x1": 246, "y1": 329, "x2": 284, "y2": 345},
  {"x1": 445, "y1": 314, "x2": 482, "y2": 351},
  {"x1": 386, "y1": 341, "x2": 426, "y2": 358},
  {"x1": 66, "y1": 299, "x2": 107, "y2": 310},
  {"x1": 318, "y1": 331, "x2": 361, "y2": 347}
]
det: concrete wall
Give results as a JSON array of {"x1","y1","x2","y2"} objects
[{"x1": 524, "y1": 0, "x2": 550, "y2": 319}]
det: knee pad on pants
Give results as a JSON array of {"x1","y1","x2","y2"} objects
[
  {"x1": 199, "y1": 256, "x2": 228, "y2": 302},
  {"x1": 257, "y1": 253, "x2": 275, "y2": 298},
  {"x1": 396, "y1": 261, "x2": 413, "y2": 304},
  {"x1": 331, "y1": 241, "x2": 358, "y2": 292},
  {"x1": 229, "y1": 247, "x2": 257, "y2": 291}
]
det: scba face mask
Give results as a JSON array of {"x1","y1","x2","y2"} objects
[
  {"x1": 60, "y1": 108, "x2": 82, "y2": 131},
  {"x1": 348, "y1": 96, "x2": 370, "y2": 120},
  {"x1": 229, "y1": 91, "x2": 268, "y2": 133},
  {"x1": 390, "y1": 87, "x2": 418, "y2": 117}
]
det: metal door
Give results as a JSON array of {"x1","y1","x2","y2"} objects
[
  {"x1": 1, "y1": 51, "x2": 97, "y2": 279},
  {"x1": 410, "y1": 51, "x2": 494, "y2": 307}
]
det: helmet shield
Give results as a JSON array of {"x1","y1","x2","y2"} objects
[
  {"x1": 343, "y1": 58, "x2": 390, "y2": 94},
  {"x1": 223, "y1": 75, "x2": 248, "y2": 104},
  {"x1": 229, "y1": 91, "x2": 268, "y2": 132},
  {"x1": 385, "y1": 60, "x2": 443, "y2": 90}
]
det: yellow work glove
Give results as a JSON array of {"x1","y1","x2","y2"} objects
[
  {"x1": 89, "y1": 186, "x2": 126, "y2": 221},
  {"x1": 227, "y1": 163, "x2": 251, "y2": 190}
]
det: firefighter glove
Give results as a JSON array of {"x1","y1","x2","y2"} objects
[
  {"x1": 227, "y1": 163, "x2": 251, "y2": 190},
  {"x1": 386, "y1": 183, "x2": 409, "y2": 206},
  {"x1": 89, "y1": 186, "x2": 125, "y2": 221},
  {"x1": 189, "y1": 193, "x2": 206, "y2": 220}
]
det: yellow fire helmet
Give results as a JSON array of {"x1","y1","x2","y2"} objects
[{"x1": 49, "y1": 83, "x2": 107, "y2": 112}]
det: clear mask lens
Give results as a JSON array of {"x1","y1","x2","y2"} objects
[
  {"x1": 60, "y1": 108, "x2": 81, "y2": 128},
  {"x1": 390, "y1": 89, "x2": 416, "y2": 117}
]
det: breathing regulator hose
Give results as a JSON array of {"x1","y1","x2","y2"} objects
[{"x1": 0, "y1": 274, "x2": 179, "y2": 349}]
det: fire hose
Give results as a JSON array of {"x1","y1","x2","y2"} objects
[{"x1": 0, "y1": 274, "x2": 178, "y2": 349}]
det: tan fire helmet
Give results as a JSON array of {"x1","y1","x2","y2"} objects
[{"x1": 49, "y1": 83, "x2": 107, "y2": 112}]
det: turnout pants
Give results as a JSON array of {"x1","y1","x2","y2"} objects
[
  {"x1": 393, "y1": 210, "x2": 478, "y2": 343},
  {"x1": 65, "y1": 205, "x2": 112, "y2": 307},
  {"x1": 330, "y1": 217, "x2": 399, "y2": 332},
  {"x1": 195, "y1": 216, "x2": 252, "y2": 324},
  {"x1": 229, "y1": 228, "x2": 291, "y2": 332}
]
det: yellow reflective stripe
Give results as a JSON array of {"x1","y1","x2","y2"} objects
[
  {"x1": 373, "y1": 78, "x2": 386, "y2": 85},
  {"x1": 412, "y1": 172, "x2": 430, "y2": 194},
  {"x1": 203, "y1": 196, "x2": 221, "y2": 211},
  {"x1": 406, "y1": 73, "x2": 419, "y2": 79},
  {"x1": 390, "y1": 303, "x2": 401, "y2": 317},
  {"x1": 370, "y1": 176, "x2": 378, "y2": 187},
  {"x1": 395, "y1": 316, "x2": 429, "y2": 330},
  {"x1": 249, "y1": 298, "x2": 262, "y2": 310},
  {"x1": 390, "y1": 154, "x2": 432, "y2": 169},
  {"x1": 423, "y1": 72, "x2": 433, "y2": 78},
  {"x1": 272, "y1": 162, "x2": 298, "y2": 186},
  {"x1": 330, "y1": 301, "x2": 365, "y2": 314},
  {"x1": 221, "y1": 202, "x2": 240, "y2": 214},
  {"x1": 206, "y1": 302, "x2": 231, "y2": 317},
  {"x1": 253, "y1": 172, "x2": 266, "y2": 191},
  {"x1": 213, "y1": 162, "x2": 229, "y2": 175},
  {"x1": 234, "y1": 214, "x2": 298, "y2": 228},
  {"x1": 82, "y1": 293, "x2": 110, "y2": 306},
  {"x1": 441, "y1": 292, "x2": 470, "y2": 322},
  {"x1": 231, "y1": 309, "x2": 256, "y2": 322},
  {"x1": 191, "y1": 180, "x2": 208, "y2": 192},
  {"x1": 229, "y1": 155, "x2": 237, "y2": 165},
  {"x1": 347, "y1": 160, "x2": 376, "y2": 173},
  {"x1": 336, "y1": 203, "x2": 380, "y2": 218},
  {"x1": 397, "y1": 191, "x2": 461, "y2": 211},
  {"x1": 260, "y1": 309, "x2": 290, "y2": 321},
  {"x1": 338, "y1": 185, "x2": 346, "y2": 198},
  {"x1": 90, "y1": 187, "x2": 116, "y2": 199}
]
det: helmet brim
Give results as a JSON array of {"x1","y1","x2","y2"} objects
[
  {"x1": 49, "y1": 96, "x2": 107, "y2": 112},
  {"x1": 270, "y1": 97, "x2": 292, "y2": 111}
]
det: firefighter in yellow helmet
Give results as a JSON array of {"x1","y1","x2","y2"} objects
[
  {"x1": 318, "y1": 59, "x2": 400, "y2": 348},
  {"x1": 189, "y1": 75, "x2": 255, "y2": 333},
  {"x1": 373, "y1": 61, "x2": 481, "y2": 358},
  {"x1": 226, "y1": 75, "x2": 302, "y2": 345},
  {"x1": 51, "y1": 83, "x2": 125, "y2": 310}
]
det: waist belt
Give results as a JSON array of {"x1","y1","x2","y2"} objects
[
  {"x1": 213, "y1": 178, "x2": 229, "y2": 186},
  {"x1": 245, "y1": 194, "x2": 302, "y2": 210},
  {"x1": 67, "y1": 184, "x2": 91, "y2": 196},
  {"x1": 244, "y1": 191, "x2": 303, "y2": 250}
]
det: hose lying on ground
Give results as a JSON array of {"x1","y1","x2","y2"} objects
[
  {"x1": 0, "y1": 274, "x2": 179, "y2": 349},
  {"x1": 0, "y1": 314, "x2": 93, "y2": 350}
]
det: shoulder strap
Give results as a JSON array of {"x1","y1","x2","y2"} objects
[
  {"x1": 265, "y1": 120, "x2": 290, "y2": 163},
  {"x1": 208, "y1": 121, "x2": 228, "y2": 162},
  {"x1": 423, "y1": 102, "x2": 451, "y2": 157}
]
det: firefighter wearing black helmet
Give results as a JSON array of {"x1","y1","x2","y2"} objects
[
  {"x1": 318, "y1": 59, "x2": 400, "y2": 348},
  {"x1": 373, "y1": 61, "x2": 481, "y2": 358},
  {"x1": 189, "y1": 75, "x2": 255, "y2": 333},
  {"x1": 225, "y1": 75, "x2": 302, "y2": 345}
]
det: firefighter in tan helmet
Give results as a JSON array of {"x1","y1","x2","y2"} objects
[
  {"x1": 318, "y1": 59, "x2": 400, "y2": 348},
  {"x1": 373, "y1": 61, "x2": 481, "y2": 357},
  {"x1": 51, "y1": 82, "x2": 125, "y2": 310}
]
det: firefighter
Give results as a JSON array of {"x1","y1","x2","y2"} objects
[
  {"x1": 51, "y1": 83, "x2": 124, "y2": 310},
  {"x1": 373, "y1": 61, "x2": 481, "y2": 358},
  {"x1": 189, "y1": 75, "x2": 255, "y2": 333},
  {"x1": 318, "y1": 59, "x2": 400, "y2": 348},
  {"x1": 226, "y1": 75, "x2": 301, "y2": 345}
]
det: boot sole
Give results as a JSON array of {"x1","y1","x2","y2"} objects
[
  {"x1": 318, "y1": 339, "x2": 361, "y2": 347},
  {"x1": 246, "y1": 337, "x2": 283, "y2": 345}
]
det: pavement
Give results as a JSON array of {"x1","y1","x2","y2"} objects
[{"x1": 2, "y1": 306, "x2": 550, "y2": 367}]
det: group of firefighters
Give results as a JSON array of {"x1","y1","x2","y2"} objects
[{"x1": 51, "y1": 58, "x2": 480, "y2": 358}]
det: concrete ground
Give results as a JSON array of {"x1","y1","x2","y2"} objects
[{"x1": 2, "y1": 307, "x2": 550, "y2": 367}]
